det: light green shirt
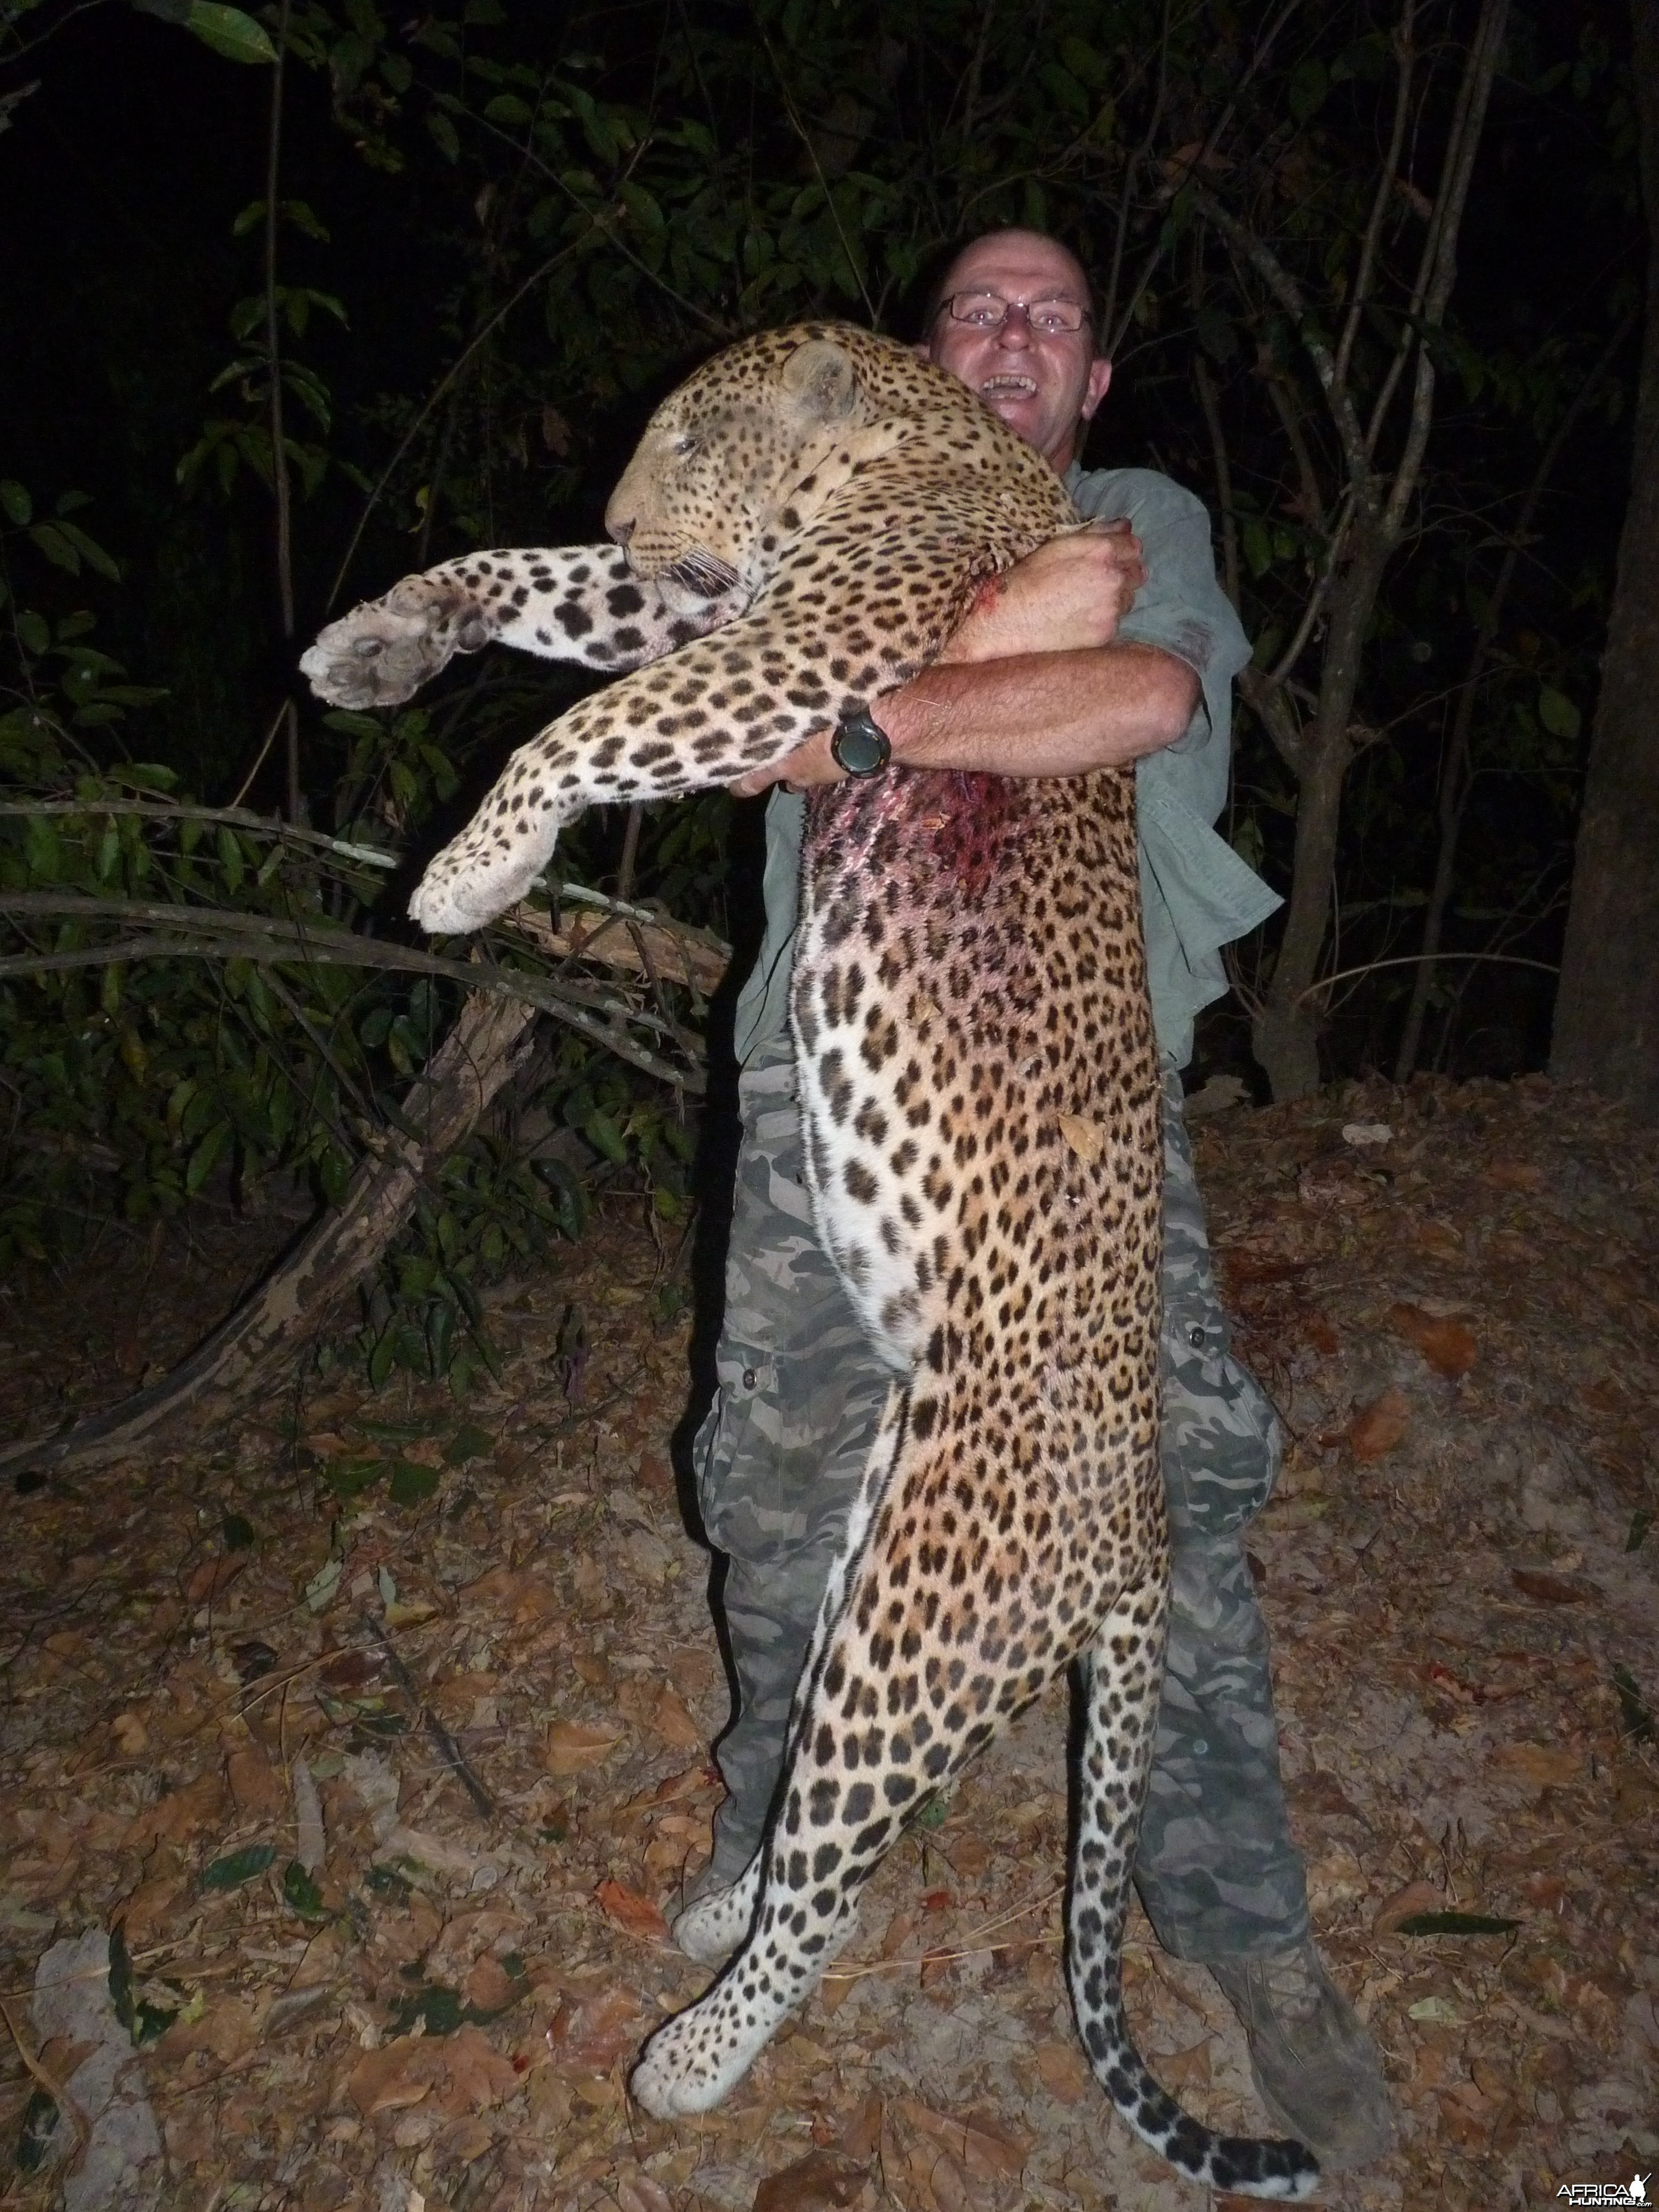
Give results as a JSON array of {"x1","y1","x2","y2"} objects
[{"x1": 731, "y1": 462, "x2": 1279, "y2": 1071}]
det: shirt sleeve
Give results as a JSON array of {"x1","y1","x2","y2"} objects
[
  {"x1": 1070, "y1": 466, "x2": 1279, "y2": 1067},
  {"x1": 1069, "y1": 467, "x2": 1251, "y2": 758}
]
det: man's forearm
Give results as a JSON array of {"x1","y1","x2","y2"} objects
[{"x1": 879, "y1": 641, "x2": 1199, "y2": 778}]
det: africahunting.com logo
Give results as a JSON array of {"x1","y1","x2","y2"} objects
[{"x1": 1557, "y1": 2181, "x2": 1650, "y2": 2207}]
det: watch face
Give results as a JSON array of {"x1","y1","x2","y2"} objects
[{"x1": 832, "y1": 714, "x2": 891, "y2": 776}]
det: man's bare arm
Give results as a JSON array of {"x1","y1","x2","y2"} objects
[{"x1": 731, "y1": 525, "x2": 1198, "y2": 795}]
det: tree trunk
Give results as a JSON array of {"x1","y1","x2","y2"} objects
[
  {"x1": 1550, "y1": 0, "x2": 1659, "y2": 1114},
  {"x1": 1249, "y1": 537, "x2": 1387, "y2": 1097},
  {"x1": 0, "y1": 992, "x2": 536, "y2": 1482},
  {"x1": 1250, "y1": 736, "x2": 1349, "y2": 1099}
]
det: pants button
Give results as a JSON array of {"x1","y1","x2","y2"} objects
[{"x1": 742, "y1": 1368, "x2": 758, "y2": 1390}]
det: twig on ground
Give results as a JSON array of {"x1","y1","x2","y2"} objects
[{"x1": 356, "y1": 1610, "x2": 495, "y2": 1822}]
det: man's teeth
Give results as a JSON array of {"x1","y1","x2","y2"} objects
[{"x1": 982, "y1": 375, "x2": 1036, "y2": 394}]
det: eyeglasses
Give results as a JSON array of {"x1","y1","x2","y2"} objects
[{"x1": 938, "y1": 291, "x2": 1089, "y2": 337}]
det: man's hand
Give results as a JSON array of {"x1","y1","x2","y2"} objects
[
  {"x1": 729, "y1": 521, "x2": 1147, "y2": 799},
  {"x1": 942, "y1": 520, "x2": 1145, "y2": 665},
  {"x1": 731, "y1": 724, "x2": 841, "y2": 798}
]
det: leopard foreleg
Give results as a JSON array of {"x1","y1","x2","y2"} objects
[
  {"x1": 1068, "y1": 1591, "x2": 1321, "y2": 2201},
  {"x1": 299, "y1": 545, "x2": 746, "y2": 711},
  {"x1": 404, "y1": 513, "x2": 997, "y2": 934}
]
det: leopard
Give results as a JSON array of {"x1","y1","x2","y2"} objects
[{"x1": 302, "y1": 321, "x2": 1319, "y2": 2200}]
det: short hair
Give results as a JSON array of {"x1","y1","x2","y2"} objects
[{"x1": 915, "y1": 229, "x2": 1099, "y2": 346}]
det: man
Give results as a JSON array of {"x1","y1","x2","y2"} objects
[{"x1": 688, "y1": 229, "x2": 1392, "y2": 2170}]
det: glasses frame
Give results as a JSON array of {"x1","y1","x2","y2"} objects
[{"x1": 937, "y1": 290, "x2": 1092, "y2": 339}]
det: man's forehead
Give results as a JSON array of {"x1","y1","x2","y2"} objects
[{"x1": 942, "y1": 232, "x2": 1092, "y2": 304}]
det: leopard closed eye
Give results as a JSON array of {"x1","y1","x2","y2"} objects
[{"x1": 302, "y1": 321, "x2": 1319, "y2": 2201}]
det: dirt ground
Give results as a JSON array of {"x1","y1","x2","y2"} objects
[{"x1": 1, "y1": 1070, "x2": 1655, "y2": 2212}]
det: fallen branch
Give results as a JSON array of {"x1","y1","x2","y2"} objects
[
  {"x1": 0, "y1": 891, "x2": 706, "y2": 1091},
  {"x1": 0, "y1": 990, "x2": 537, "y2": 1482}
]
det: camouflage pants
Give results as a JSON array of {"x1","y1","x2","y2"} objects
[{"x1": 692, "y1": 1040, "x2": 1311, "y2": 1963}]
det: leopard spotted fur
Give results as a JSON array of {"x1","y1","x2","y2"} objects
[{"x1": 302, "y1": 323, "x2": 1318, "y2": 2200}]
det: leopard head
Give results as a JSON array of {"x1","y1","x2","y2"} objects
[{"x1": 604, "y1": 327, "x2": 876, "y2": 601}]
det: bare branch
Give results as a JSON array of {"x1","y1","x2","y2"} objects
[
  {"x1": 1261, "y1": 366, "x2": 1328, "y2": 536},
  {"x1": 1297, "y1": 949, "x2": 1558, "y2": 1005},
  {"x1": 1187, "y1": 182, "x2": 1376, "y2": 508},
  {"x1": 1192, "y1": 356, "x2": 1240, "y2": 611},
  {"x1": 1235, "y1": 663, "x2": 1307, "y2": 775},
  {"x1": 1334, "y1": 0, "x2": 1418, "y2": 394},
  {"x1": 1381, "y1": 0, "x2": 1511, "y2": 538},
  {"x1": 1106, "y1": 0, "x2": 1310, "y2": 357},
  {"x1": 1102, "y1": 0, "x2": 1173, "y2": 347}
]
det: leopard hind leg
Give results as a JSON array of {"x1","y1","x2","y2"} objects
[
  {"x1": 1068, "y1": 1589, "x2": 1321, "y2": 2201},
  {"x1": 631, "y1": 1378, "x2": 1013, "y2": 2120},
  {"x1": 671, "y1": 1380, "x2": 906, "y2": 1973}
]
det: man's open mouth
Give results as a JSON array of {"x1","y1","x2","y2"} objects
[{"x1": 980, "y1": 374, "x2": 1037, "y2": 397}]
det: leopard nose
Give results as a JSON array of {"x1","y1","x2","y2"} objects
[{"x1": 607, "y1": 515, "x2": 634, "y2": 546}]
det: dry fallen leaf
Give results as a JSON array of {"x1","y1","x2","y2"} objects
[
  {"x1": 113, "y1": 1874, "x2": 182, "y2": 1948},
  {"x1": 430, "y1": 2025, "x2": 520, "y2": 2115},
  {"x1": 1373, "y1": 1880, "x2": 1443, "y2": 1934},
  {"x1": 837, "y1": 2093, "x2": 885, "y2": 2159},
  {"x1": 650, "y1": 1682, "x2": 703, "y2": 1750},
  {"x1": 1412, "y1": 1217, "x2": 1465, "y2": 1261},
  {"x1": 1388, "y1": 1302, "x2": 1477, "y2": 1378},
  {"x1": 111, "y1": 1711, "x2": 148, "y2": 1757},
  {"x1": 184, "y1": 1553, "x2": 247, "y2": 1604},
  {"x1": 463, "y1": 1956, "x2": 514, "y2": 2012},
  {"x1": 1347, "y1": 1387, "x2": 1411, "y2": 1460},
  {"x1": 1511, "y1": 1567, "x2": 1599, "y2": 1605},
  {"x1": 546, "y1": 1985, "x2": 653, "y2": 2072},
  {"x1": 752, "y1": 2149, "x2": 868, "y2": 2210},
  {"x1": 615, "y1": 2173, "x2": 676, "y2": 2212},
  {"x1": 1155, "y1": 2039, "x2": 1213, "y2": 2092},
  {"x1": 879, "y1": 1908, "x2": 919, "y2": 1960},
  {"x1": 120, "y1": 1770, "x2": 227, "y2": 1850},
  {"x1": 348, "y1": 2037, "x2": 437, "y2": 2117},
  {"x1": 1056, "y1": 1113, "x2": 1106, "y2": 1165},
  {"x1": 225, "y1": 1741, "x2": 284, "y2": 1819},
  {"x1": 594, "y1": 1877, "x2": 670, "y2": 1944},
  {"x1": 1033, "y1": 2038, "x2": 1093, "y2": 2104},
  {"x1": 545, "y1": 1718, "x2": 625, "y2": 1775},
  {"x1": 1491, "y1": 1743, "x2": 1580, "y2": 1789},
  {"x1": 1484, "y1": 1158, "x2": 1545, "y2": 1191}
]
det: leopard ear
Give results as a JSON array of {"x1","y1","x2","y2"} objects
[{"x1": 780, "y1": 337, "x2": 858, "y2": 421}]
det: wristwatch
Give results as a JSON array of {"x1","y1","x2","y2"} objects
[{"x1": 830, "y1": 708, "x2": 891, "y2": 778}]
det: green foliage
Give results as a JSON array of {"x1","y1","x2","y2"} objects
[{"x1": 0, "y1": 502, "x2": 705, "y2": 1386}]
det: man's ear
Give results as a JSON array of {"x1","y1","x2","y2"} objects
[
  {"x1": 1080, "y1": 356, "x2": 1113, "y2": 422},
  {"x1": 781, "y1": 337, "x2": 858, "y2": 421}
]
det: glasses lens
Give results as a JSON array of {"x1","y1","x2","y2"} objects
[{"x1": 950, "y1": 293, "x2": 1008, "y2": 327}]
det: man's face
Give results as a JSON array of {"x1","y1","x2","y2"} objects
[{"x1": 921, "y1": 231, "x2": 1112, "y2": 473}]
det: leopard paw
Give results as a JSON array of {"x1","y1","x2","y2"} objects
[
  {"x1": 629, "y1": 2000, "x2": 757, "y2": 2120},
  {"x1": 408, "y1": 825, "x2": 557, "y2": 935},
  {"x1": 299, "y1": 575, "x2": 491, "y2": 711},
  {"x1": 671, "y1": 1865, "x2": 760, "y2": 1966}
]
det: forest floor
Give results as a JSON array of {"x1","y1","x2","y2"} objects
[{"x1": 0, "y1": 1070, "x2": 1655, "y2": 2212}]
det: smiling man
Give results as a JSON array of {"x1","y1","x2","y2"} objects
[{"x1": 690, "y1": 229, "x2": 1394, "y2": 2171}]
